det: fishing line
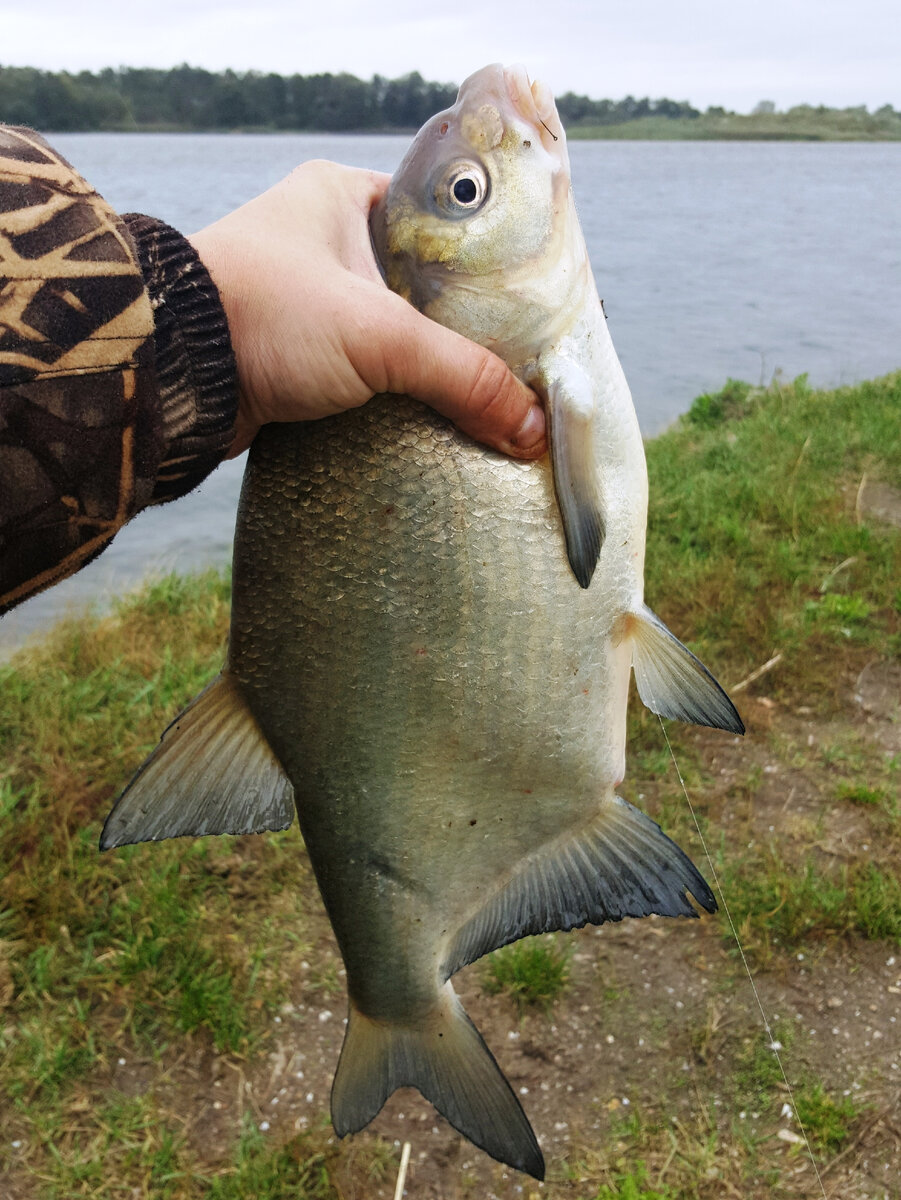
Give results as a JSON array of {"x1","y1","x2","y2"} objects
[{"x1": 656, "y1": 715, "x2": 830, "y2": 1200}]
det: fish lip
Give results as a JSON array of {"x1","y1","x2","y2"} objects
[
  {"x1": 502, "y1": 64, "x2": 541, "y2": 126},
  {"x1": 501, "y1": 64, "x2": 558, "y2": 135}
]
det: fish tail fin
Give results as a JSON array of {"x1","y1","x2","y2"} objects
[{"x1": 331, "y1": 987, "x2": 544, "y2": 1179}]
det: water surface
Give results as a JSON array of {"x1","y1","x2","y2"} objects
[{"x1": 2, "y1": 134, "x2": 898, "y2": 650}]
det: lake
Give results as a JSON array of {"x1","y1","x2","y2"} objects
[{"x1": 2, "y1": 133, "x2": 899, "y2": 651}]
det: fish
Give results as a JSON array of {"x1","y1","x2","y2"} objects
[{"x1": 101, "y1": 64, "x2": 743, "y2": 1180}]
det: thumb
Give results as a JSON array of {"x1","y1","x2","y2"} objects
[{"x1": 376, "y1": 299, "x2": 547, "y2": 460}]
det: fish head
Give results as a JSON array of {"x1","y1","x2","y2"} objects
[{"x1": 373, "y1": 64, "x2": 590, "y2": 360}]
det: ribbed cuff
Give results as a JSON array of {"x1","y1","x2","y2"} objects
[{"x1": 122, "y1": 213, "x2": 239, "y2": 503}]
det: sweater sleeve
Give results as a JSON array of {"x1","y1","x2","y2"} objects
[{"x1": 0, "y1": 126, "x2": 238, "y2": 615}]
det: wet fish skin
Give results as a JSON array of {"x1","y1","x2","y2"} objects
[{"x1": 101, "y1": 64, "x2": 743, "y2": 1180}]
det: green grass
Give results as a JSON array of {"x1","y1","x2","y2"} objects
[
  {"x1": 644, "y1": 373, "x2": 901, "y2": 712},
  {"x1": 793, "y1": 1083, "x2": 859, "y2": 1154},
  {"x1": 733, "y1": 1026, "x2": 792, "y2": 1111},
  {"x1": 837, "y1": 781, "x2": 892, "y2": 808},
  {"x1": 720, "y1": 856, "x2": 901, "y2": 959},
  {"x1": 564, "y1": 1107, "x2": 772, "y2": 1199},
  {"x1": 732, "y1": 1032, "x2": 860, "y2": 1155},
  {"x1": 0, "y1": 568, "x2": 319, "y2": 1193},
  {"x1": 205, "y1": 1117, "x2": 339, "y2": 1199},
  {"x1": 17, "y1": 1096, "x2": 341, "y2": 1199},
  {"x1": 589, "y1": 1163, "x2": 673, "y2": 1199},
  {"x1": 482, "y1": 934, "x2": 572, "y2": 1013},
  {"x1": 25, "y1": 1093, "x2": 188, "y2": 1200},
  {"x1": 1, "y1": 373, "x2": 899, "y2": 1196}
]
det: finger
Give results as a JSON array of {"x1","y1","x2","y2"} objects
[
  {"x1": 361, "y1": 169, "x2": 391, "y2": 203},
  {"x1": 373, "y1": 299, "x2": 547, "y2": 460}
]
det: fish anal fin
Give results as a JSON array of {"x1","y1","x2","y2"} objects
[
  {"x1": 332, "y1": 987, "x2": 544, "y2": 1180},
  {"x1": 632, "y1": 607, "x2": 745, "y2": 734},
  {"x1": 100, "y1": 672, "x2": 295, "y2": 850},
  {"x1": 444, "y1": 795, "x2": 715, "y2": 978},
  {"x1": 540, "y1": 356, "x2": 604, "y2": 589}
]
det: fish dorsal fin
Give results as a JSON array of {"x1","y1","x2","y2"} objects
[
  {"x1": 542, "y1": 356, "x2": 605, "y2": 588},
  {"x1": 442, "y1": 795, "x2": 715, "y2": 979},
  {"x1": 630, "y1": 607, "x2": 745, "y2": 734},
  {"x1": 100, "y1": 672, "x2": 295, "y2": 850}
]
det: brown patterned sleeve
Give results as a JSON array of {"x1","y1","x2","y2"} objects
[{"x1": 0, "y1": 126, "x2": 238, "y2": 615}]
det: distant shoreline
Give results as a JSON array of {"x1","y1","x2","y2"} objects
[
  {"x1": 4, "y1": 64, "x2": 899, "y2": 142},
  {"x1": 45, "y1": 124, "x2": 901, "y2": 142}
]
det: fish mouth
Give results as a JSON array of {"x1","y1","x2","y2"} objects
[{"x1": 502, "y1": 64, "x2": 561, "y2": 142}]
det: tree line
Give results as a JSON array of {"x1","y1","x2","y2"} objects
[{"x1": 0, "y1": 64, "x2": 705, "y2": 132}]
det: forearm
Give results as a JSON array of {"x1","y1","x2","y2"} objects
[{"x1": 0, "y1": 126, "x2": 238, "y2": 615}]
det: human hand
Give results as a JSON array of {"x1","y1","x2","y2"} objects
[{"x1": 188, "y1": 160, "x2": 547, "y2": 460}]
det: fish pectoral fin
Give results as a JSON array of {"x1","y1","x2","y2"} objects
[
  {"x1": 100, "y1": 672, "x2": 295, "y2": 850},
  {"x1": 444, "y1": 794, "x2": 716, "y2": 979},
  {"x1": 631, "y1": 607, "x2": 745, "y2": 734},
  {"x1": 542, "y1": 358, "x2": 604, "y2": 588},
  {"x1": 332, "y1": 987, "x2": 543, "y2": 1180}
]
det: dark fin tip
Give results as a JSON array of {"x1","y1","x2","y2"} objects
[{"x1": 567, "y1": 505, "x2": 604, "y2": 589}]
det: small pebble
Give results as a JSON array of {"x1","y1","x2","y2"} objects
[{"x1": 778, "y1": 1128, "x2": 804, "y2": 1145}]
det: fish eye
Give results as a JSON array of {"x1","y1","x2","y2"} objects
[
  {"x1": 453, "y1": 177, "x2": 478, "y2": 204},
  {"x1": 437, "y1": 162, "x2": 489, "y2": 215}
]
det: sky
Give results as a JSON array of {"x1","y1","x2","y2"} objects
[{"x1": 3, "y1": 0, "x2": 899, "y2": 113}]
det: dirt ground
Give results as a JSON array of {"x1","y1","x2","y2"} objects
[
  {"x1": 85, "y1": 658, "x2": 900, "y2": 1200},
  {"x1": 2, "y1": 644, "x2": 897, "y2": 1200}
]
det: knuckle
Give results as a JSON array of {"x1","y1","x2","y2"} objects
[{"x1": 464, "y1": 352, "x2": 514, "y2": 422}]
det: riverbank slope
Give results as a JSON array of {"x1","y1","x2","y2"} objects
[{"x1": 1, "y1": 371, "x2": 899, "y2": 1198}]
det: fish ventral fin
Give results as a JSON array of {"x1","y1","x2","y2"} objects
[
  {"x1": 444, "y1": 794, "x2": 716, "y2": 979},
  {"x1": 100, "y1": 672, "x2": 295, "y2": 850},
  {"x1": 332, "y1": 986, "x2": 544, "y2": 1180},
  {"x1": 631, "y1": 607, "x2": 745, "y2": 734},
  {"x1": 543, "y1": 357, "x2": 605, "y2": 588}
]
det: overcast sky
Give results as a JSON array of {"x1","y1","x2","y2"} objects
[{"x1": 5, "y1": 0, "x2": 899, "y2": 113}]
